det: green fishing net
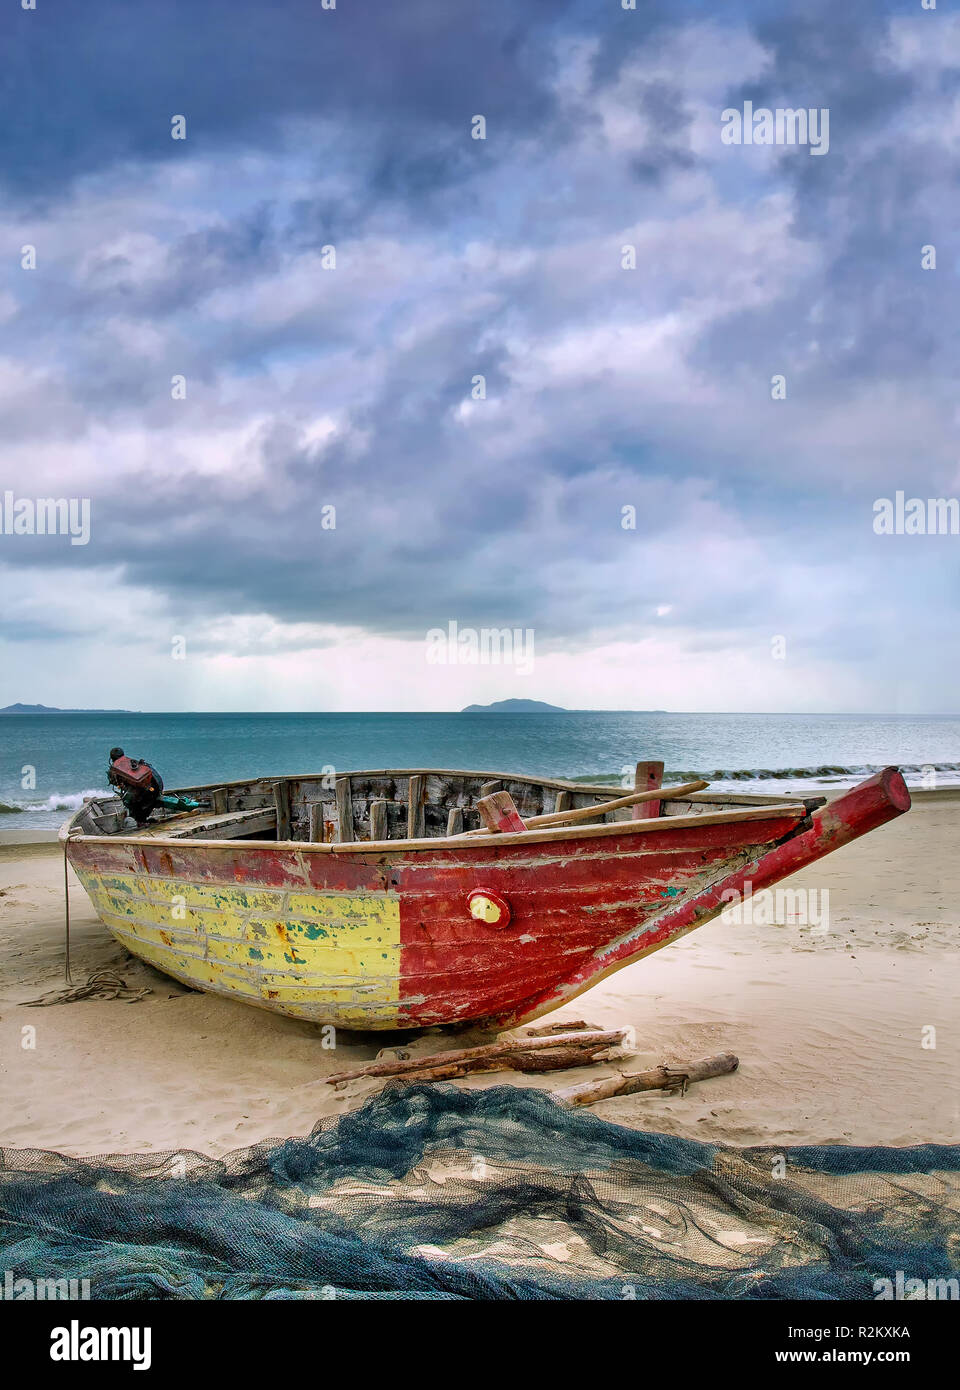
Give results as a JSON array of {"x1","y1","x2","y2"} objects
[{"x1": 2, "y1": 1084, "x2": 957, "y2": 1300}]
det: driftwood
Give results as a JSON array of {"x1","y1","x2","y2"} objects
[
  {"x1": 522, "y1": 1019, "x2": 598, "y2": 1036},
  {"x1": 552, "y1": 1052, "x2": 739, "y2": 1107},
  {"x1": 325, "y1": 1028, "x2": 630, "y2": 1085},
  {"x1": 381, "y1": 1041, "x2": 620, "y2": 1085},
  {"x1": 507, "y1": 1043, "x2": 619, "y2": 1072}
]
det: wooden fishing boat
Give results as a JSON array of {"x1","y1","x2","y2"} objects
[{"x1": 61, "y1": 764, "x2": 911, "y2": 1031}]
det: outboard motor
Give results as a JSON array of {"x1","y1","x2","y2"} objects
[
  {"x1": 107, "y1": 748, "x2": 164, "y2": 825},
  {"x1": 106, "y1": 748, "x2": 202, "y2": 826}
]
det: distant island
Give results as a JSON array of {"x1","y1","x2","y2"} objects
[
  {"x1": 460, "y1": 699, "x2": 667, "y2": 713},
  {"x1": 0, "y1": 703, "x2": 137, "y2": 714},
  {"x1": 460, "y1": 699, "x2": 567, "y2": 713}
]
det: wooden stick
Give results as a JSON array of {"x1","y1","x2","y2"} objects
[
  {"x1": 456, "y1": 780, "x2": 709, "y2": 836},
  {"x1": 526, "y1": 780, "x2": 707, "y2": 828},
  {"x1": 552, "y1": 1052, "x2": 739, "y2": 1106},
  {"x1": 307, "y1": 801, "x2": 324, "y2": 843},
  {"x1": 446, "y1": 806, "x2": 464, "y2": 836},
  {"x1": 325, "y1": 1028, "x2": 629, "y2": 1084},
  {"x1": 633, "y1": 760, "x2": 664, "y2": 821}
]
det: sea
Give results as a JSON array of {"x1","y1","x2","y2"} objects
[{"x1": 1, "y1": 710, "x2": 958, "y2": 830}]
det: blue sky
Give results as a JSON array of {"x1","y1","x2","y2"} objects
[{"x1": 0, "y1": 0, "x2": 957, "y2": 712}]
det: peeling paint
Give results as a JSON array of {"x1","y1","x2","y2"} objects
[{"x1": 66, "y1": 771, "x2": 908, "y2": 1031}]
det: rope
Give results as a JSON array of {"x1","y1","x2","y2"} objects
[
  {"x1": 29, "y1": 833, "x2": 151, "y2": 1006},
  {"x1": 62, "y1": 834, "x2": 75, "y2": 985},
  {"x1": 21, "y1": 969, "x2": 152, "y2": 1007}
]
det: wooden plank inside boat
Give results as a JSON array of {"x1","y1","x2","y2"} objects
[
  {"x1": 137, "y1": 807, "x2": 278, "y2": 840},
  {"x1": 633, "y1": 760, "x2": 664, "y2": 820},
  {"x1": 307, "y1": 801, "x2": 324, "y2": 843},
  {"x1": 407, "y1": 774, "x2": 425, "y2": 839},
  {"x1": 335, "y1": 777, "x2": 354, "y2": 843},
  {"x1": 71, "y1": 766, "x2": 823, "y2": 851},
  {"x1": 369, "y1": 799, "x2": 388, "y2": 842},
  {"x1": 272, "y1": 783, "x2": 291, "y2": 841}
]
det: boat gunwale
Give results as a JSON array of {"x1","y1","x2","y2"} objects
[{"x1": 61, "y1": 798, "x2": 810, "y2": 854}]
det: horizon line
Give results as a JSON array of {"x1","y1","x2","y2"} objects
[{"x1": 2, "y1": 708, "x2": 959, "y2": 719}]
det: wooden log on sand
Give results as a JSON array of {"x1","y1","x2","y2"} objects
[
  {"x1": 382, "y1": 1041, "x2": 620, "y2": 1085},
  {"x1": 522, "y1": 1019, "x2": 598, "y2": 1036},
  {"x1": 552, "y1": 1052, "x2": 739, "y2": 1107},
  {"x1": 325, "y1": 1028, "x2": 630, "y2": 1085}
]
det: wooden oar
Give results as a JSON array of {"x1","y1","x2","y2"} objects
[
  {"x1": 526, "y1": 780, "x2": 707, "y2": 828},
  {"x1": 468, "y1": 779, "x2": 709, "y2": 836}
]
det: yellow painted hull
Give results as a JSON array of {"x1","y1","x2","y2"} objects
[{"x1": 74, "y1": 866, "x2": 404, "y2": 1028}]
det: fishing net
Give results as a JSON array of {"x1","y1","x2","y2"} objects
[{"x1": 1, "y1": 1084, "x2": 957, "y2": 1300}]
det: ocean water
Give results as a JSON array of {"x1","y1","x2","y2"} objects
[{"x1": 1, "y1": 711, "x2": 958, "y2": 829}]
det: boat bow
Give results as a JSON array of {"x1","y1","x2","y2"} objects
[{"x1": 491, "y1": 768, "x2": 912, "y2": 1027}]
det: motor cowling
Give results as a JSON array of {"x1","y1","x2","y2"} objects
[
  {"x1": 108, "y1": 755, "x2": 163, "y2": 794},
  {"x1": 107, "y1": 748, "x2": 164, "y2": 826}
]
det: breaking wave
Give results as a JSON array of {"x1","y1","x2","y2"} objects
[
  {"x1": 0, "y1": 788, "x2": 109, "y2": 816},
  {"x1": 573, "y1": 762, "x2": 960, "y2": 788},
  {"x1": 673, "y1": 762, "x2": 960, "y2": 783}
]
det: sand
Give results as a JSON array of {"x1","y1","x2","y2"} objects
[{"x1": 1, "y1": 791, "x2": 957, "y2": 1159}]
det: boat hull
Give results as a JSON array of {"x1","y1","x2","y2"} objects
[{"x1": 65, "y1": 769, "x2": 910, "y2": 1031}]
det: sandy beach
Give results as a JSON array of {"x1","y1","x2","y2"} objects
[{"x1": 1, "y1": 790, "x2": 957, "y2": 1160}]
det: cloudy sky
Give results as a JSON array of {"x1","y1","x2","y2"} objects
[{"x1": 0, "y1": 0, "x2": 956, "y2": 713}]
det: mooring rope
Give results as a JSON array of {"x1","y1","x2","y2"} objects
[
  {"x1": 22, "y1": 969, "x2": 152, "y2": 1007},
  {"x1": 23, "y1": 832, "x2": 152, "y2": 1006},
  {"x1": 62, "y1": 832, "x2": 76, "y2": 985}
]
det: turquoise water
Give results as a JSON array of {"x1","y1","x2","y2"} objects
[{"x1": 1, "y1": 711, "x2": 958, "y2": 829}]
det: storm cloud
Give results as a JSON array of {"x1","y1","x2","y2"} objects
[{"x1": 0, "y1": 0, "x2": 956, "y2": 711}]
